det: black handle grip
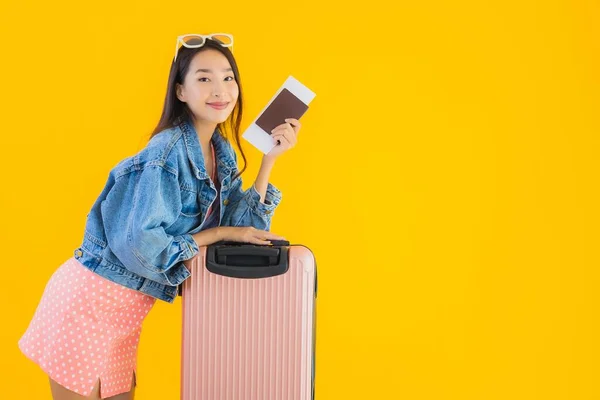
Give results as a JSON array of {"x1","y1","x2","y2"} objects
[
  {"x1": 213, "y1": 240, "x2": 290, "y2": 247},
  {"x1": 177, "y1": 240, "x2": 290, "y2": 295},
  {"x1": 205, "y1": 241, "x2": 289, "y2": 279}
]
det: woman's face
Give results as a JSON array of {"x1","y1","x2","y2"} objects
[{"x1": 176, "y1": 49, "x2": 239, "y2": 124}]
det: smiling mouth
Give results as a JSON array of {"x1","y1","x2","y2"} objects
[{"x1": 207, "y1": 102, "x2": 229, "y2": 109}]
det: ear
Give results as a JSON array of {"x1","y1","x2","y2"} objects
[{"x1": 176, "y1": 83, "x2": 185, "y2": 102}]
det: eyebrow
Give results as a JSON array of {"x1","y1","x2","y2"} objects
[{"x1": 195, "y1": 68, "x2": 233, "y2": 73}]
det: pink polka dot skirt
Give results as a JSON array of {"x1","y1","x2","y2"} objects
[{"x1": 18, "y1": 257, "x2": 156, "y2": 398}]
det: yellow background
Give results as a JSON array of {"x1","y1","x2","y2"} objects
[{"x1": 1, "y1": 0, "x2": 599, "y2": 399}]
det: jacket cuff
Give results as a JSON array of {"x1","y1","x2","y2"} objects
[
  {"x1": 179, "y1": 233, "x2": 199, "y2": 260},
  {"x1": 162, "y1": 234, "x2": 198, "y2": 286},
  {"x1": 247, "y1": 183, "x2": 282, "y2": 215}
]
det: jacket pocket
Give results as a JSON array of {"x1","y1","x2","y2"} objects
[{"x1": 180, "y1": 187, "x2": 201, "y2": 217}]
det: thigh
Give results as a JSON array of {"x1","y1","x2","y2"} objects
[
  {"x1": 49, "y1": 377, "x2": 100, "y2": 400},
  {"x1": 49, "y1": 374, "x2": 135, "y2": 400},
  {"x1": 106, "y1": 372, "x2": 136, "y2": 400}
]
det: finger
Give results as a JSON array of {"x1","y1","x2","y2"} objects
[
  {"x1": 271, "y1": 121, "x2": 297, "y2": 135},
  {"x1": 271, "y1": 132, "x2": 289, "y2": 146},
  {"x1": 284, "y1": 118, "x2": 301, "y2": 132},
  {"x1": 281, "y1": 129, "x2": 297, "y2": 147},
  {"x1": 272, "y1": 134, "x2": 291, "y2": 148},
  {"x1": 271, "y1": 132, "x2": 286, "y2": 141},
  {"x1": 259, "y1": 231, "x2": 286, "y2": 240},
  {"x1": 274, "y1": 131, "x2": 294, "y2": 148},
  {"x1": 271, "y1": 133, "x2": 282, "y2": 145},
  {"x1": 249, "y1": 237, "x2": 272, "y2": 245},
  {"x1": 270, "y1": 123, "x2": 290, "y2": 134}
]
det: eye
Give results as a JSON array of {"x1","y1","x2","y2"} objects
[
  {"x1": 198, "y1": 77, "x2": 209, "y2": 82},
  {"x1": 225, "y1": 76, "x2": 235, "y2": 81}
]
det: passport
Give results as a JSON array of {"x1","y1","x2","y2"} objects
[
  {"x1": 242, "y1": 75, "x2": 316, "y2": 154},
  {"x1": 255, "y1": 88, "x2": 309, "y2": 135}
]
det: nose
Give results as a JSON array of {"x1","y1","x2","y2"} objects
[{"x1": 211, "y1": 81, "x2": 227, "y2": 98}]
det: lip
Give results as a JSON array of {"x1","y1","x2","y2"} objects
[{"x1": 207, "y1": 102, "x2": 229, "y2": 110}]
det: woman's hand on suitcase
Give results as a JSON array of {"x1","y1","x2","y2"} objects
[
  {"x1": 217, "y1": 226, "x2": 286, "y2": 245},
  {"x1": 192, "y1": 227, "x2": 284, "y2": 247}
]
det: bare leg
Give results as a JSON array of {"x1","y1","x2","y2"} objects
[
  {"x1": 106, "y1": 372, "x2": 136, "y2": 400},
  {"x1": 49, "y1": 372, "x2": 136, "y2": 400},
  {"x1": 49, "y1": 377, "x2": 100, "y2": 400}
]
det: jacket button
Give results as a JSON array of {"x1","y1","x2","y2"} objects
[
  {"x1": 223, "y1": 199, "x2": 230, "y2": 206},
  {"x1": 75, "y1": 249, "x2": 83, "y2": 257},
  {"x1": 265, "y1": 209, "x2": 272, "y2": 215}
]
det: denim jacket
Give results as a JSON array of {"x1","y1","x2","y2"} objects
[{"x1": 72, "y1": 119, "x2": 282, "y2": 303}]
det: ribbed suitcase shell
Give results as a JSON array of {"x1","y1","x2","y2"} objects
[{"x1": 180, "y1": 245, "x2": 317, "y2": 400}]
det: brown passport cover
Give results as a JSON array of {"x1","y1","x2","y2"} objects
[{"x1": 255, "y1": 88, "x2": 309, "y2": 134}]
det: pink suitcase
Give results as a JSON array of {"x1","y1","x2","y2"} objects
[{"x1": 180, "y1": 241, "x2": 317, "y2": 400}]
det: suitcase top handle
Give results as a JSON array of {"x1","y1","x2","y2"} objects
[{"x1": 205, "y1": 242, "x2": 290, "y2": 279}]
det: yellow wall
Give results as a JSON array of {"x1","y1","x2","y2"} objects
[{"x1": 1, "y1": 0, "x2": 599, "y2": 398}]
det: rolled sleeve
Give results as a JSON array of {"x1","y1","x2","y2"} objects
[
  {"x1": 221, "y1": 178, "x2": 282, "y2": 230},
  {"x1": 221, "y1": 146, "x2": 282, "y2": 230},
  {"x1": 180, "y1": 233, "x2": 199, "y2": 257},
  {"x1": 102, "y1": 164, "x2": 197, "y2": 286},
  {"x1": 248, "y1": 182, "x2": 282, "y2": 213}
]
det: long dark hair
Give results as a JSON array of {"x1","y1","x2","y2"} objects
[{"x1": 149, "y1": 37, "x2": 247, "y2": 179}]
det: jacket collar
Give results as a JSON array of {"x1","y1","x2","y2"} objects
[{"x1": 179, "y1": 119, "x2": 238, "y2": 180}]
